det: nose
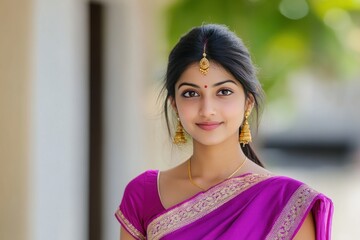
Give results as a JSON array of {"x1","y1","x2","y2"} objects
[{"x1": 199, "y1": 96, "x2": 216, "y2": 118}]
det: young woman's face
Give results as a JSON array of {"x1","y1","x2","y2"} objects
[{"x1": 173, "y1": 62, "x2": 253, "y2": 146}]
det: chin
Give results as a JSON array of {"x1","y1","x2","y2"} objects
[{"x1": 192, "y1": 136, "x2": 228, "y2": 147}]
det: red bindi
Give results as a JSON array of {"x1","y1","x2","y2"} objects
[{"x1": 204, "y1": 85, "x2": 208, "y2": 88}]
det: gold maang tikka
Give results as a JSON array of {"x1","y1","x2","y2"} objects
[{"x1": 199, "y1": 44, "x2": 209, "y2": 75}]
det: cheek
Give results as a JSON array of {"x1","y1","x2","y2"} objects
[
  {"x1": 223, "y1": 100, "x2": 245, "y2": 122},
  {"x1": 175, "y1": 100, "x2": 195, "y2": 120},
  {"x1": 176, "y1": 104, "x2": 196, "y2": 133}
]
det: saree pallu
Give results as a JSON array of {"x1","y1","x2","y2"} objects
[{"x1": 116, "y1": 171, "x2": 333, "y2": 240}]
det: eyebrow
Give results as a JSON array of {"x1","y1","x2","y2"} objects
[{"x1": 178, "y1": 80, "x2": 238, "y2": 89}]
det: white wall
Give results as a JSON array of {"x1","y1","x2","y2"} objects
[
  {"x1": 101, "y1": 1, "x2": 149, "y2": 239},
  {"x1": 29, "y1": 1, "x2": 170, "y2": 239},
  {"x1": 30, "y1": 0, "x2": 88, "y2": 240}
]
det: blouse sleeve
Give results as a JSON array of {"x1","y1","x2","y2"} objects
[
  {"x1": 312, "y1": 194, "x2": 334, "y2": 240},
  {"x1": 115, "y1": 173, "x2": 147, "y2": 240}
]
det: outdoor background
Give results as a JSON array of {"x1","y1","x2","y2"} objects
[{"x1": 1, "y1": 0, "x2": 359, "y2": 239}]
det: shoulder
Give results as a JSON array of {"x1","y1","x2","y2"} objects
[
  {"x1": 117, "y1": 170, "x2": 159, "y2": 238},
  {"x1": 127, "y1": 170, "x2": 159, "y2": 185},
  {"x1": 269, "y1": 174, "x2": 305, "y2": 188},
  {"x1": 124, "y1": 170, "x2": 158, "y2": 194},
  {"x1": 121, "y1": 170, "x2": 159, "y2": 208},
  {"x1": 268, "y1": 174, "x2": 329, "y2": 197},
  {"x1": 246, "y1": 161, "x2": 303, "y2": 189},
  {"x1": 266, "y1": 174, "x2": 333, "y2": 209},
  {"x1": 119, "y1": 170, "x2": 160, "y2": 217},
  {"x1": 264, "y1": 175, "x2": 333, "y2": 239},
  {"x1": 256, "y1": 174, "x2": 316, "y2": 203},
  {"x1": 246, "y1": 161, "x2": 324, "y2": 198}
]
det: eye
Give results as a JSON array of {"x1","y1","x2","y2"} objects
[
  {"x1": 217, "y1": 89, "x2": 233, "y2": 96},
  {"x1": 182, "y1": 90, "x2": 200, "y2": 98}
]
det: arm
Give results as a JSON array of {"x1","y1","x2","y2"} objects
[
  {"x1": 120, "y1": 227, "x2": 136, "y2": 240},
  {"x1": 293, "y1": 212, "x2": 316, "y2": 240}
]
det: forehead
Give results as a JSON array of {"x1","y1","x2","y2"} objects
[{"x1": 176, "y1": 62, "x2": 239, "y2": 86}]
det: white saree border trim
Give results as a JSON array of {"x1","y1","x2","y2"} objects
[
  {"x1": 265, "y1": 184, "x2": 318, "y2": 240},
  {"x1": 115, "y1": 209, "x2": 146, "y2": 240},
  {"x1": 147, "y1": 174, "x2": 272, "y2": 240}
]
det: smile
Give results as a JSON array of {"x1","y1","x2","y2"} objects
[{"x1": 196, "y1": 122, "x2": 223, "y2": 131}]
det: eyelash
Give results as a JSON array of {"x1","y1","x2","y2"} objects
[
  {"x1": 218, "y1": 89, "x2": 233, "y2": 96},
  {"x1": 182, "y1": 90, "x2": 199, "y2": 98},
  {"x1": 181, "y1": 89, "x2": 234, "y2": 98}
]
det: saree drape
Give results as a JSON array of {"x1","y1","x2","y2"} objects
[{"x1": 115, "y1": 170, "x2": 333, "y2": 240}]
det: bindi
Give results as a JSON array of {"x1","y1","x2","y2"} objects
[{"x1": 204, "y1": 85, "x2": 208, "y2": 88}]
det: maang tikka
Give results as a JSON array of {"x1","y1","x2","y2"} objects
[
  {"x1": 239, "y1": 110, "x2": 252, "y2": 146},
  {"x1": 199, "y1": 42, "x2": 209, "y2": 75}
]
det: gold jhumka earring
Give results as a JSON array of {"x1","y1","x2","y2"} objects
[
  {"x1": 199, "y1": 44, "x2": 209, "y2": 75},
  {"x1": 173, "y1": 117, "x2": 186, "y2": 144},
  {"x1": 239, "y1": 110, "x2": 252, "y2": 146}
]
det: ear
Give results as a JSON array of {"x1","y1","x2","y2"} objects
[
  {"x1": 169, "y1": 97, "x2": 177, "y2": 113},
  {"x1": 245, "y1": 93, "x2": 255, "y2": 112}
]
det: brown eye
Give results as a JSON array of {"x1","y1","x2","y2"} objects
[
  {"x1": 182, "y1": 91, "x2": 200, "y2": 98},
  {"x1": 218, "y1": 89, "x2": 233, "y2": 96}
]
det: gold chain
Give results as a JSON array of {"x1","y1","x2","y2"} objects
[{"x1": 187, "y1": 156, "x2": 247, "y2": 191}]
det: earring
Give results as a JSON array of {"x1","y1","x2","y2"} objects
[
  {"x1": 173, "y1": 118, "x2": 186, "y2": 144},
  {"x1": 239, "y1": 110, "x2": 252, "y2": 146}
]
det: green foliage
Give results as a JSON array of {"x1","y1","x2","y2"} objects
[{"x1": 165, "y1": 0, "x2": 360, "y2": 100}]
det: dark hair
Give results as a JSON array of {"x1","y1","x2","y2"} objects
[{"x1": 162, "y1": 24, "x2": 265, "y2": 167}]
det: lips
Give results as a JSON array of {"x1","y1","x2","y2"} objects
[{"x1": 196, "y1": 122, "x2": 222, "y2": 131}]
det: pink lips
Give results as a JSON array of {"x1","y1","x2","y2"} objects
[{"x1": 196, "y1": 122, "x2": 222, "y2": 131}]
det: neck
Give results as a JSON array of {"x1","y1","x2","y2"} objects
[{"x1": 190, "y1": 135, "x2": 247, "y2": 179}]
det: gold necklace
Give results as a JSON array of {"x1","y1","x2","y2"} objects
[{"x1": 187, "y1": 156, "x2": 247, "y2": 191}]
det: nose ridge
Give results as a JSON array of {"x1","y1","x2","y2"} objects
[{"x1": 199, "y1": 96, "x2": 216, "y2": 118}]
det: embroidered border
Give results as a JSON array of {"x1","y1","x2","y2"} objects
[
  {"x1": 265, "y1": 184, "x2": 318, "y2": 240},
  {"x1": 115, "y1": 209, "x2": 146, "y2": 240},
  {"x1": 147, "y1": 174, "x2": 271, "y2": 240}
]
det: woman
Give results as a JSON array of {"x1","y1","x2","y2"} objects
[{"x1": 115, "y1": 24, "x2": 333, "y2": 239}]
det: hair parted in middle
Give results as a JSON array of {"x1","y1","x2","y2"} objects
[{"x1": 161, "y1": 24, "x2": 265, "y2": 167}]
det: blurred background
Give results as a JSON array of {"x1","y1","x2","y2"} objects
[{"x1": 1, "y1": 0, "x2": 359, "y2": 239}]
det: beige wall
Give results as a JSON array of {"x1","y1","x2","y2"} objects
[{"x1": 0, "y1": 0, "x2": 32, "y2": 239}]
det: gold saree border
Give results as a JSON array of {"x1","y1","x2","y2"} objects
[
  {"x1": 116, "y1": 209, "x2": 146, "y2": 240},
  {"x1": 147, "y1": 173, "x2": 272, "y2": 240},
  {"x1": 265, "y1": 184, "x2": 318, "y2": 240}
]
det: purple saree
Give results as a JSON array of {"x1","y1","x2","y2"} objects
[{"x1": 115, "y1": 170, "x2": 333, "y2": 240}]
